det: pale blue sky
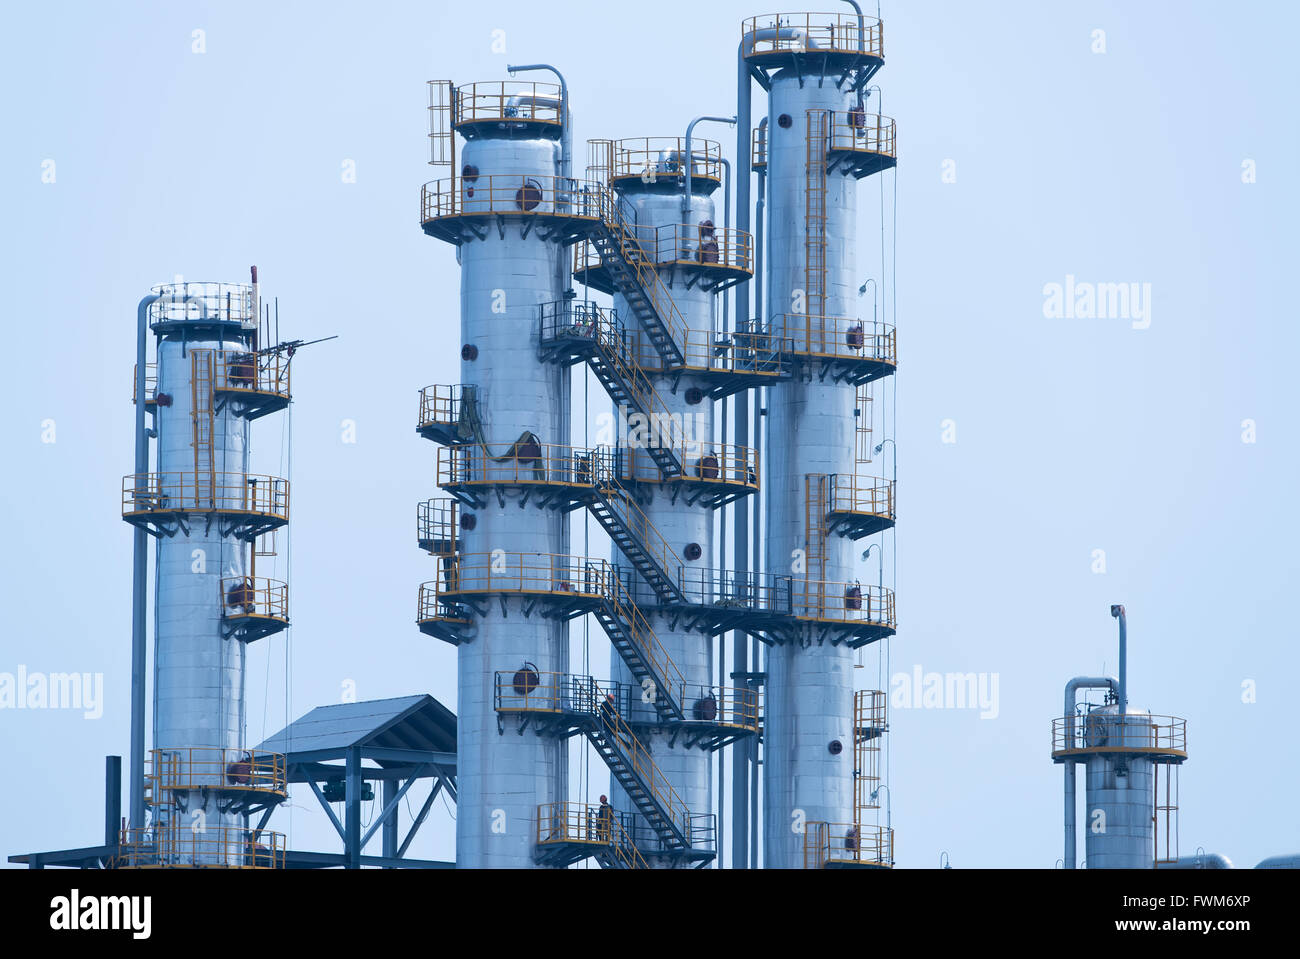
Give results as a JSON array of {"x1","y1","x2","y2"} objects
[{"x1": 2, "y1": 0, "x2": 1297, "y2": 868}]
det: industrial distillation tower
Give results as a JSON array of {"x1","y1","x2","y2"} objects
[
  {"x1": 417, "y1": 7, "x2": 900, "y2": 870},
  {"x1": 1053, "y1": 606, "x2": 1188, "y2": 869},
  {"x1": 741, "y1": 9, "x2": 899, "y2": 868},
  {"x1": 118, "y1": 274, "x2": 293, "y2": 868}
]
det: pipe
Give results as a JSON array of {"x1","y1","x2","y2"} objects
[
  {"x1": 1111, "y1": 604, "x2": 1127, "y2": 715},
  {"x1": 684, "y1": 115, "x2": 735, "y2": 217},
  {"x1": 1062, "y1": 676, "x2": 1117, "y2": 869},
  {"x1": 130, "y1": 293, "x2": 160, "y2": 831},
  {"x1": 742, "y1": 26, "x2": 823, "y2": 57},
  {"x1": 507, "y1": 64, "x2": 570, "y2": 181},
  {"x1": 1158, "y1": 853, "x2": 1234, "y2": 870},
  {"x1": 104, "y1": 755, "x2": 121, "y2": 848},
  {"x1": 1255, "y1": 854, "x2": 1300, "y2": 869},
  {"x1": 735, "y1": 35, "x2": 753, "y2": 868}
]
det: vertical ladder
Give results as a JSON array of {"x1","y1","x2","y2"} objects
[
  {"x1": 1153, "y1": 763, "x2": 1180, "y2": 865},
  {"x1": 427, "y1": 81, "x2": 454, "y2": 169},
  {"x1": 803, "y1": 473, "x2": 829, "y2": 614},
  {"x1": 853, "y1": 690, "x2": 886, "y2": 822},
  {"x1": 192, "y1": 350, "x2": 216, "y2": 508},
  {"x1": 855, "y1": 385, "x2": 874, "y2": 464},
  {"x1": 805, "y1": 110, "x2": 830, "y2": 350}
]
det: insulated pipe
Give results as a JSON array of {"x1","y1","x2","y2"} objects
[
  {"x1": 735, "y1": 42, "x2": 753, "y2": 867},
  {"x1": 684, "y1": 115, "x2": 735, "y2": 217},
  {"x1": 130, "y1": 293, "x2": 160, "y2": 831},
  {"x1": 507, "y1": 64, "x2": 570, "y2": 180},
  {"x1": 1158, "y1": 853, "x2": 1234, "y2": 869},
  {"x1": 742, "y1": 27, "x2": 823, "y2": 57},
  {"x1": 1112, "y1": 604, "x2": 1127, "y2": 715},
  {"x1": 1063, "y1": 676, "x2": 1117, "y2": 869},
  {"x1": 1255, "y1": 854, "x2": 1300, "y2": 868}
]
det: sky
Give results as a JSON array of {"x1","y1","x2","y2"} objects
[{"x1": 2, "y1": 0, "x2": 1297, "y2": 869}]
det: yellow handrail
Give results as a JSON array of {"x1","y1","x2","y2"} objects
[
  {"x1": 114, "y1": 824, "x2": 285, "y2": 869},
  {"x1": 825, "y1": 111, "x2": 896, "y2": 158},
  {"x1": 535, "y1": 801, "x2": 648, "y2": 869},
  {"x1": 122, "y1": 472, "x2": 290, "y2": 519},
  {"x1": 804, "y1": 821, "x2": 893, "y2": 868},
  {"x1": 749, "y1": 313, "x2": 897, "y2": 365},
  {"x1": 453, "y1": 80, "x2": 564, "y2": 128},
  {"x1": 607, "y1": 137, "x2": 723, "y2": 186},
  {"x1": 742, "y1": 12, "x2": 884, "y2": 60},
  {"x1": 147, "y1": 746, "x2": 287, "y2": 797},
  {"x1": 1051, "y1": 714, "x2": 1188, "y2": 756},
  {"x1": 827, "y1": 474, "x2": 894, "y2": 518},
  {"x1": 220, "y1": 577, "x2": 288, "y2": 622}
]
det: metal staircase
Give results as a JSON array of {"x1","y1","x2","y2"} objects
[
  {"x1": 586, "y1": 484, "x2": 684, "y2": 604},
  {"x1": 584, "y1": 701, "x2": 692, "y2": 850},
  {"x1": 591, "y1": 576, "x2": 686, "y2": 721},
  {"x1": 586, "y1": 192, "x2": 687, "y2": 369}
]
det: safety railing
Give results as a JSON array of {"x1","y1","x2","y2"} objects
[
  {"x1": 453, "y1": 80, "x2": 564, "y2": 129},
  {"x1": 673, "y1": 566, "x2": 794, "y2": 614},
  {"x1": 417, "y1": 498, "x2": 460, "y2": 556},
  {"x1": 427, "y1": 552, "x2": 610, "y2": 601},
  {"x1": 649, "y1": 223, "x2": 753, "y2": 273},
  {"x1": 122, "y1": 472, "x2": 290, "y2": 520},
  {"x1": 607, "y1": 137, "x2": 723, "y2": 187},
  {"x1": 535, "y1": 802, "x2": 647, "y2": 869},
  {"x1": 794, "y1": 580, "x2": 895, "y2": 628},
  {"x1": 742, "y1": 12, "x2": 884, "y2": 61},
  {"x1": 1052, "y1": 713, "x2": 1187, "y2": 757},
  {"x1": 539, "y1": 299, "x2": 628, "y2": 353},
  {"x1": 421, "y1": 174, "x2": 602, "y2": 222},
  {"x1": 437, "y1": 441, "x2": 617, "y2": 490},
  {"x1": 576, "y1": 223, "x2": 753, "y2": 276},
  {"x1": 827, "y1": 474, "x2": 894, "y2": 518},
  {"x1": 826, "y1": 111, "x2": 896, "y2": 158},
  {"x1": 629, "y1": 325, "x2": 784, "y2": 381},
  {"x1": 148, "y1": 746, "x2": 287, "y2": 798},
  {"x1": 220, "y1": 577, "x2": 288, "y2": 623},
  {"x1": 114, "y1": 825, "x2": 285, "y2": 869},
  {"x1": 418, "y1": 383, "x2": 471, "y2": 437},
  {"x1": 630, "y1": 812, "x2": 718, "y2": 858},
  {"x1": 148, "y1": 281, "x2": 256, "y2": 328},
  {"x1": 596, "y1": 698, "x2": 693, "y2": 841},
  {"x1": 752, "y1": 125, "x2": 767, "y2": 169},
  {"x1": 746, "y1": 314, "x2": 897, "y2": 365},
  {"x1": 495, "y1": 671, "x2": 759, "y2": 735},
  {"x1": 620, "y1": 442, "x2": 759, "y2": 490},
  {"x1": 210, "y1": 349, "x2": 291, "y2": 401},
  {"x1": 804, "y1": 822, "x2": 893, "y2": 869},
  {"x1": 416, "y1": 581, "x2": 473, "y2": 629},
  {"x1": 130, "y1": 363, "x2": 159, "y2": 404}
]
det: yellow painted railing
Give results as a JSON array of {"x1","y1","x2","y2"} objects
[
  {"x1": 793, "y1": 580, "x2": 895, "y2": 628},
  {"x1": 148, "y1": 746, "x2": 287, "y2": 798},
  {"x1": 804, "y1": 821, "x2": 893, "y2": 868},
  {"x1": 827, "y1": 474, "x2": 894, "y2": 518},
  {"x1": 826, "y1": 111, "x2": 896, "y2": 158},
  {"x1": 114, "y1": 825, "x2": 285, "y2": 869},
  {"x1": 453, "y1": 80, "x2": 564, "y2": 128},
  {"x1": 122, "y1": 472, "x2": 289, "y2": 520},
  {"x1": 742, "y1": 12, "x2": 884, "y2": 60},
  {"x1": 437, "y1": 442, "x2": 612, "y2": 489},
  {"x1": 607, "y1": 137, "x2": 723, "y2": 186},
  {"x1": 130, "y1": 363, "x2": 158, "y2": 404},
  {"x1": 535, "y1": 802, "x2": 647, "y2": 869},
  {"x1": 1052, "y1": 713, "x2": 1187, "y2": 756},
  {"x1": 649, "y1": 223, "x2": 752, "y2": 274},
  {"x1": 417, "y1": 383, "x2": 469, "y2": 435},
  {"x1": 220, "y1": 577, "x2": 288, "y2": 622},
  {"x1": 422, "y1": 174, "x2": 600, "y2": 221},
  {"x1": 747, "y1": 314, "x2": 897, "y2": 365},
  {"x1": 752, "y1": 125, "x2": 767, "y2": 168},
  {"x1": 620, "y1": 442, "x2": 759, "y2": 490}
]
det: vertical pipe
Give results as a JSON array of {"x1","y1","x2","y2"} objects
[
  {"x1": 130, "y1": 294, "x2": 159, "y2": 831},
  {"x1": 346, "y1": 745, "x2": 362, "y2": 869},
  {"x1": 1062, "y1": 676, "x2": 1116, "y2": 869},
  {"x1": 734, "y1": 36, "x2": 753, "y2": 871},
  {"x1": 1112, "y1": 605, "x2": 1127, "y2": 715},
  {"x1": 104, "y1": 755, "x2": 121, "y2": 848},
  {"x1": 383, "y1": 778, "x2": 399, "y2": 865}
]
